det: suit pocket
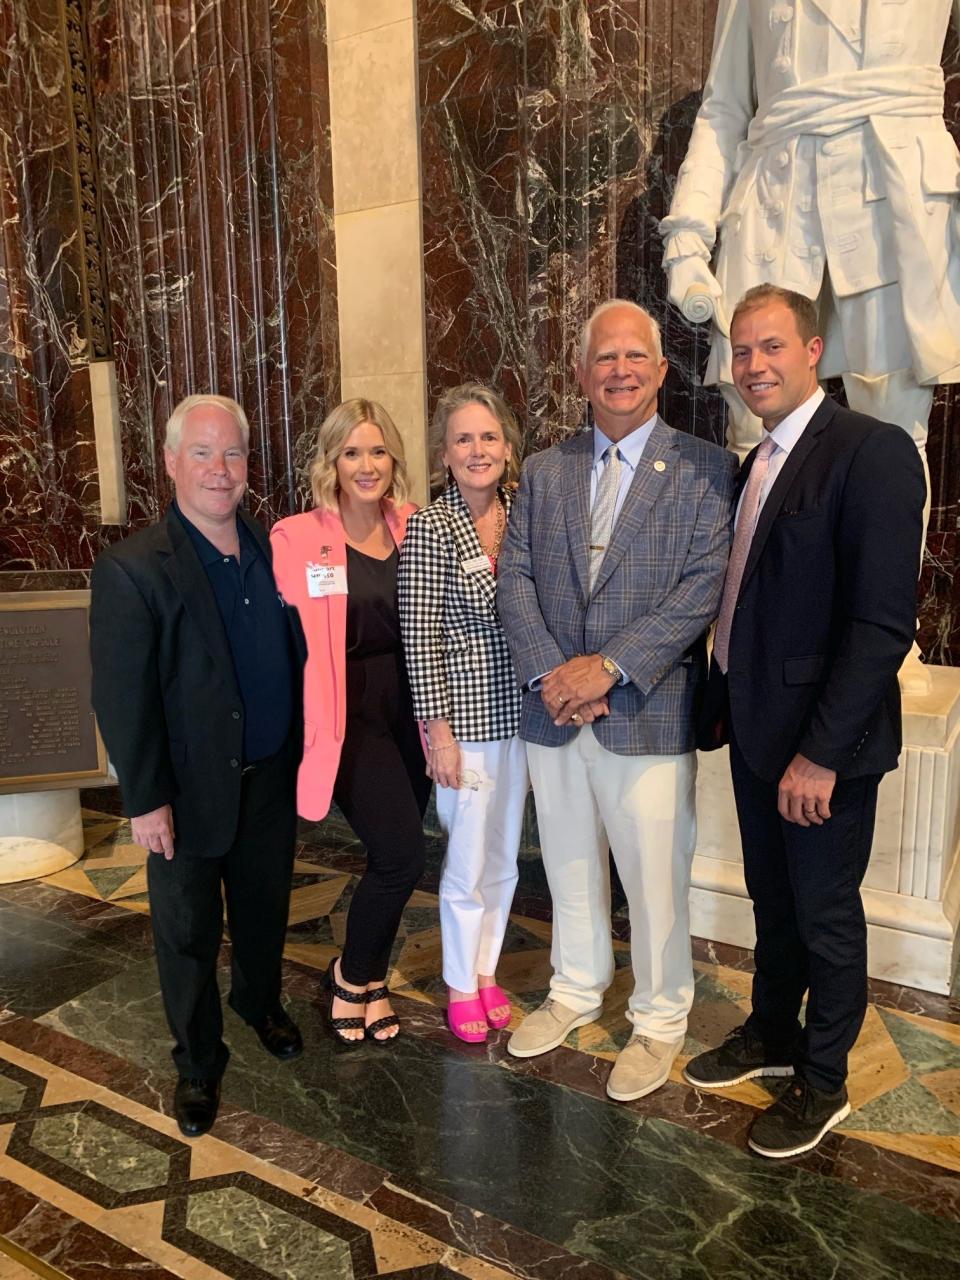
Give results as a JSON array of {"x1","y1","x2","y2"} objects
[
  {"x1": 920, "y1": 131, "x2": 960, "y2": 197},
  {"x1": 783, "y1": 655, "x2": 827, "y2": 686}
]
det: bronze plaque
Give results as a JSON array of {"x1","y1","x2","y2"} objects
[{"x1": 0, "y1": 591, "x2": 109, "y2": 792}]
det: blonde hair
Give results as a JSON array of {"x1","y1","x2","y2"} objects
[
  {"x1": 165, "y1": 394, "x2": 250, "y2": 452},
  {"x1": 309, "y1": 399, "x2": 410, "y2": 510},
  {"x1": 428, "y1": 383, "x2": 523, "y2": 493}
]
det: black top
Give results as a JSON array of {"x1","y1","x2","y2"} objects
[
  {"x1": 173, "y1": 500, "x2": 293, "y2": 762},
  {"x1": 345, "y1": 544, "x2": 401, "y2": 658}
]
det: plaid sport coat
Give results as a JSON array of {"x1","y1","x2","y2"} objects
[
  {"x1": 398, "y1": 483, "x2": 521, "y2": 742},
  {"x1": 497, "y1": 418, "x2": 737, "y2": 754}
]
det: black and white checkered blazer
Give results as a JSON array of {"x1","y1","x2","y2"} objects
[{"x1": 398, "y1": 484, "x2": 521, "y2": 742}]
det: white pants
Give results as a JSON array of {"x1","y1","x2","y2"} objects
[
  {"x1": 436, "y1": 736, "x2": 529, "y2": 991},
  {"x1": 527, "y1": 727, "x2": 697, "y2": 1040}
]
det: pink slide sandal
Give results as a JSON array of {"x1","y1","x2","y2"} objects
[
  {"x1": 447, "y1": 997, "x2": 489, "y2": 1044},
  {"x1": 478, "y1": 985, "x2": 511, "y2": 1029}
]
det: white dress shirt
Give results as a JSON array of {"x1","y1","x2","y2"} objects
[{"x1": 736, "y1": 387, "x2": 825, "y2": 524}]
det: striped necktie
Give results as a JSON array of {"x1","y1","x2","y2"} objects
[{"x1": 589, "y1": 445, "x2": 622, "y2": 591}]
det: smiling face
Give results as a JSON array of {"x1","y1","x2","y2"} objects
[
  {"x1": 441, "y1": 402, "x2": 511, "y2": 498},
  {"x1": 164, "y1": 403, "x2": 248, "y2": 530},
  {"x1": 730, "y1": 302, "x2": 823, "y2": 430},
  {"x1": 577, "y1": 305, "x2": 668, "y2": 441},
  {"x1": 335, "y1": 421, "x2": 394, "y2": 509}
]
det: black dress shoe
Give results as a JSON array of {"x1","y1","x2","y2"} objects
[
  {"x1": 251, "y1": 1006, "x2": 304, "y2": 1061},
  {"x1": 174, "y1": 1077, "x2": 220, "y2": 1137}
]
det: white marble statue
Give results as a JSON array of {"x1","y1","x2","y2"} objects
[{"x1": 660, "y1": 0, "x2": 960, "y2": 470}]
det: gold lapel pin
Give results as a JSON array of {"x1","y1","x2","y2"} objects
[{"x1": 654, "y1": 460, "x2": 666, "y2": 472}]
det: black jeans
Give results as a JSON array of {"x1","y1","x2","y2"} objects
[
  {"x1": 147, "y1": 742, "x2": 297, "y2": 1080},
  {"x1": 334, "y1": 651, "x2": 431, "y2": 986},
  {"x1": 729, "y1": 731, "x2": 880, "y2": 1093}
]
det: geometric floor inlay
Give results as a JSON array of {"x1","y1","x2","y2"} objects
[{"x1": 31, "y1": 806, "x2": 960, "y2": 1178}]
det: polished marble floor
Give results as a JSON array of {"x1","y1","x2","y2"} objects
[{"x1": 0, "y1": 800, "x2": 959, "y2": 1279}]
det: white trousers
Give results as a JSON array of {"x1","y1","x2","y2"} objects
[
  {"x1": 527, "y1": 727, "x2": 697, "y2": 1040},
  {"x1": 436, "y1": 736, "x2": 529, "y2": 991}
]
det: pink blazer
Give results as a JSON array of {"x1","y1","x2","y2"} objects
[{"x1": 270, "y1": 501, "x2": 416, "y2": 820}]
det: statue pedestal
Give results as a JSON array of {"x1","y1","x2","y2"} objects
[
  {"x1": 0, "y1": 789, "x2": 84, "y2": 884},
  {"x1": 690, "y1": 666, "x2": 960, "y2": 995}
]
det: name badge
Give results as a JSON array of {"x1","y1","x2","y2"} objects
[
  {"x1": 306, "y1": 563, "x2": 348, "y2": 598},
  {"x1": 461, "y1": 555, "x2": 489, "y2": 575}
]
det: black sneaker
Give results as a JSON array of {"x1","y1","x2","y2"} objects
[
  {"x1": 748, "y1": 1079, "x2": 850, "y2": 1158},
  {"x1": 683, "y1": 1024, "x2": 795, "y2": 1088}
]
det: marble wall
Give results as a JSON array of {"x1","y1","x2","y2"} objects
[
  {"x1": 0, "y1": 0, "x2": 338, "y2": 585},
  {"x1": 418, "y1": 0, "x2": 960, "y2": 666}
]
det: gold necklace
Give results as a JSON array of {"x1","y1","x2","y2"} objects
[{"x1": 475, "y1": 497, "x2": 505, "y2": 558}]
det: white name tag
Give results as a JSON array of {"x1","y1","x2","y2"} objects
[
  {"x1": 306, "y1": 563, "x2": 348, "y2": 598},
  {"x1": 461, "y1": 555, "x2": 490, "y2": 575}
]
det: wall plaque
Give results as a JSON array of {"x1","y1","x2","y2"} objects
[{"x1": 0, "y1": 591, "x2": 109, "y2": 793}]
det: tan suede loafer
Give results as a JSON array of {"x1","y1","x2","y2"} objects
[
  {"x1": 506, "y1": 997, "x2": 602, "y2": 1058},
  {"x1": 606, "y1": 1034, "x2": 682, "y2": 1101}
]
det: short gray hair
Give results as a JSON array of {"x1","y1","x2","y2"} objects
[
  {"x1": 164, "y1": 394, "x2": 251, "y2": 452},
  {"x1": 577, "y1": 299, "x2": 664, "y2": 368}
]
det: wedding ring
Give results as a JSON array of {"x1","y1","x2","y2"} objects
[{"x1": 571, "y1": 713, "x2": 583, "y2": 726}]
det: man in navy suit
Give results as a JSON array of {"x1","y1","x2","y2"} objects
[{"x1": 687, "y1": 285, "x2": 925, "y2": 1158}]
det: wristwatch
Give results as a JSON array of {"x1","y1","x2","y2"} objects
[{"x1": 600, "y1": 655, "x2": 623, "y2": 684}]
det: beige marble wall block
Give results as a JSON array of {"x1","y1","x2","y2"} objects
[
  {"x1": 336, "y1": 202, "x2": 425, "y2": 377},
  {"x1": 326, "y1": 0, "x2": 413, "y2": 43},
  {"x1": 329, "y1": 18, "x2": 419, "y2": 213},
  {"x1": 341, "y1": 370, "x2": 428, "y2": 502},
  {"x1": 89, "y1": 359, "x2": 127, "y2": 525}
]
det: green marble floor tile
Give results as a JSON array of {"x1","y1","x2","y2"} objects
[
  {"x1": 841, "y1": 1076, "x2": 960, "y2": 1137},
  {"x1": 83, "y1": 867, "x2": 142, "y2": 901},
  {"x1": 30, "y1": 1111, "x2": 170, "y2": 1193},
  {"x1": 877, "y1": 1007, "x2": 960, "y2": 1074},
  {"x1": 185, "y1": 1185, "x2": 354, "y2": 1280},
  {"x1": 0, "y1": 1073, "x2": 26, "y2": 1113},
  {"x1": 43, "y1": 962, "x2": 960, "y2": 1280}
]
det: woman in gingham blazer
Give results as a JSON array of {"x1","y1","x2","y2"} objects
[{"x1": 398, "y1": 384, "x2": 527, "y2": 1044}]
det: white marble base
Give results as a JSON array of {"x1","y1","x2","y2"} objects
[
  {"x1": 691, "y1": 666, "x2": 960, "y2": 995},
  {"x1": 0, "y1": 789, "x2": 83, "y2": 883}
]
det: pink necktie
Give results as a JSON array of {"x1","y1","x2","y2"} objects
[{"x1": 713, "y1": 435, "x2": 777, "y2": 674}]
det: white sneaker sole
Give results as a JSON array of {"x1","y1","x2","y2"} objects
[
  {"x1": 506, "y1": 1009, "x2": 602, "y2": 1058},
  {"x1": 747, "y1": 1101, "x2": 851, "y2": 1159},
  {"x1": 683, "y1": 1063, "x2": 795, "y2": 1089}
]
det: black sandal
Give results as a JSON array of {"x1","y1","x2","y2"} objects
[
  {"x1": 364, "y1": 984, "x2": 400, "y2": 1044},
  {"x1": 323, "y1": 958, "x2": 366, "y2": 1047}
]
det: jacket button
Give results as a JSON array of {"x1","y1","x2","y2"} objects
[
  {"x1": 232, "y1": 710, "x2": 241, "y2": 720},
  {"x1": 229, "y1": 758, "x2": 239, "y2": 768}
]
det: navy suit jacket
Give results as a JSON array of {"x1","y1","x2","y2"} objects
[{"x1": 698, "y1": 397, "x2": 926, "y2": 782}]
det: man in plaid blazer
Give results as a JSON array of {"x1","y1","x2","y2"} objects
[{"x1": 498, "y1": 299, "x2": 737, "y2": 1100}]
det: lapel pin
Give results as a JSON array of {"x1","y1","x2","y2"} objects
[
  {"x1": 320, "y1": 545, "x2": 331, "y2": 559},
  {"x1": 654, "y1": 460, "x2": 666, "y2": 472}
]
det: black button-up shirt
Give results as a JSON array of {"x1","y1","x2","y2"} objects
[{"x1": 174, "y1": 502, "x2": 293, "y2": 762}]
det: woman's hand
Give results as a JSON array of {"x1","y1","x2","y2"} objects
[{"x1": 425, "y1": 718, "x2": 462, "y2": 789}]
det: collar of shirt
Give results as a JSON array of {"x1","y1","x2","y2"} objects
[
  {"x1": 764, "y1": 386, "x2": 826, "y2": 457},
  {"x1": 592, "y1": 411, "x2": 658, "y2": 473},
  {"x1": 590, "y1": 412, "x2": 659, "y2": 523},
  {"x1": 172, "y1": 499, "x2": 254, "y2": 568}
]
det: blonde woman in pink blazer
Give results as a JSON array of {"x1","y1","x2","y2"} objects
[{"x1": 271, "y1": 400, "x2": 427, "y2": 1046}]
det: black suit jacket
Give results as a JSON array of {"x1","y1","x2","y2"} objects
[
  {"x1": 698, "y1": 397, "x2": 926, "y2": 783},
  {"x1": 89, "y1": 506, "x2": 306, "y2": 857}
]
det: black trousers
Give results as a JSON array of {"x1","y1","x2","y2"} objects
[
  {"x1": 729, "y1": 731, "x2": 880, "y2": 1094},
  {"x1": 334, "y1": 651, "x2": 431, "y2": 986},
  {"x1": 146, "y1": 742, "x2": 297, "y2": 1080}
]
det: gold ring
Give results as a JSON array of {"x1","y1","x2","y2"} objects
[{"x1": 571, "y1": 713, "x2": 583, "y2": 725}]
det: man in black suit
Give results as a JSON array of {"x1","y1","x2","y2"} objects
[
  {"x1": 686, "y1": 285, "x2": 925, "y2": 1158},
  {"x1": 90, "y1": 394, "x2": 305, "y2": 1137}
]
